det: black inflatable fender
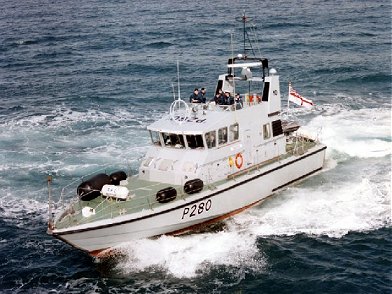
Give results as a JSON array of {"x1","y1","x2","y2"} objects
[
  {"x1": 156, "y1": 187, "x2": 177, "y2": 203},
  {"x1": 110, "y1": 170, "x2": 127, "y2": 185},
  {"x1": 184, "y1": 179, "x2": 204, "y2": 194},
  {"x1": 77, "y1": 173, "x2": 111, "y2": 201}
]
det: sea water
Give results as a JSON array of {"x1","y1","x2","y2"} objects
[{"x1": 0, "y1": 0, "x2": 390, "y2": 293}]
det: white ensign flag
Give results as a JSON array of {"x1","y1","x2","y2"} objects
[{"x1": 288, "y1": 83, "x2": 314, "y2": 109}]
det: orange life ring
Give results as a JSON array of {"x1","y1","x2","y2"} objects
[{"x1": 235, "y1": 153, "x2": 243, "y2": 169}]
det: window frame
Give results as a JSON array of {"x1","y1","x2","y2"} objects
[
  {"x1": 229, "y1": 123, "x2": 239, "y2": 142},
  {"x1": 162, "y1": 132, "x2": 186, "y2": 148},
  {"x1": 218, "y1": 127, "x2": 228, "y2": 146},
  {"x1": 205, "y1": 130, "x2": 217, "y2": 149},
  {"x1": 186, "y1": 134, "x2": 205, "y2": 149},
  {"x1": 263, "y1": 123, "x2": 271, "y2": 140},
  {"x1": 149, "y1": 130, "x2": 162, "y2": 146}
]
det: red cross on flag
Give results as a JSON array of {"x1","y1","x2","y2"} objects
[{"x1": 288, "y1": 83, "x2": 314, "y2": 109}]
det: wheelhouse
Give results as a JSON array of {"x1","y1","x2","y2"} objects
[{"x1": 148, "y1": 122, "x2": 240, "y2": 151}]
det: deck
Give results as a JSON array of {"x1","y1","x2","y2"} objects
[{"x1": 53, "y1": 134, "x2": 317, "y2": 230}]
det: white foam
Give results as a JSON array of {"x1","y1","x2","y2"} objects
[
  {"x1": 231, "y1": 174, "x2": 391, "y2": 238},
  {"x1": 303, "y1": 107, "x2": 391, "y2": 159},
  {"x1": 0, "y1": 103, "x2": 153, "y2": 183},
  {"x1": 0, "y1": 189, "x2": 48, "y2": 226},
  {"x1": 0, "y1": 104, "x2": 164, "y2": 132},
  {"x1": 113, "y1": 231, "x2": 265, "y2": 279}
]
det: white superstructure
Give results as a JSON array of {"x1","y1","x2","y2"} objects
[{"x1": 142, "y1": 60, "x2": 283, "y2": 185}]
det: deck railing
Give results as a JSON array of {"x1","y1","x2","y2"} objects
[
  {"x1": 189, "y1": 96, "x2": 262, "y2": 112},
  {"x1": 52, "y1": 172, "x2": 193, "y2": 229}
]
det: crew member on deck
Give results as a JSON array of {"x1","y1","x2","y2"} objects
[
  {"x1": 189, "y1": 88, "x2": 201, "y2": 103},
  {"x1": 235, "y1": 93, "x2": 243, "y2": 109},
  {"x1": 212, "y1": 89, "x2": 223, "y2": 104},
  {"x1": 224, "y1": 92, "x2": 234, "y2": 105},
  {"x1": 199, "y1": 88, "x2": 207, "y2": 103}
]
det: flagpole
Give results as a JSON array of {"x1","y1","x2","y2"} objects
[{"x1": 287, "y1": 81, "x2": 291, "y2": 110}]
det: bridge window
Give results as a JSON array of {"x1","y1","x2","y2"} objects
[
  {"x1": 186, "y1": 134, "x2": 204, "y2": 149},
  {"x1": 205, "y1": 131, "x2": 216, "y2": 149},
  {"x1": 150, "y1": 131, "x2": 161, "y2": 146},
  {"x1": 218, "y1": 127, "x2": 228, "y2": 145},
  {"x1": 162, "y1": 132, "x2": 185, "y2": 148},
  {"x1": 229, "y1": 123, "x2": 239, "y2": 142}
]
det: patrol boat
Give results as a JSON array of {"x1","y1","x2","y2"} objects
[{"x1": 47, "y1": 19, "x2": 326, "y2": 256}]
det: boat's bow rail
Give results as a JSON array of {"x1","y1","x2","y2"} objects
[
  {"x1": 51, "y1": 174, "x2": 208, "y2": 230},
  {"x1": 47, "y1": 166, "x2": 127, "y2": 229}
]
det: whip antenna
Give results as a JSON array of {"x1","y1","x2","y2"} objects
[
  {"x1": 171, "y1": 83, "x2": 176, "y2": 100},
  {"x1": 177, "y1": 60, "x2": 181, "y2": 100}
]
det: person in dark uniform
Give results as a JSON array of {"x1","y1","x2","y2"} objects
[
  {"x1": 189, "y1": 88, "x2": 201, "y2": 103},
  {"x1": 213, "y1": 89, "x2": 223, "y2": 104},
  {"x1": 224, "y1": 92, "x2": 233, "y2": 105},
  {"x1": 228, "y1": 93, "x2": 234, "y2": 105},
  {"x1": 199, "y1": 88, "x2": 207, "y2": 103},
  {"x1": 235, "y1": 93, "x2": 243, "y2": 109}
]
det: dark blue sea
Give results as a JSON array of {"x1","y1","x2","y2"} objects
[{"x1": 0, "y1": 0, "x2": 391, "y2": 293}]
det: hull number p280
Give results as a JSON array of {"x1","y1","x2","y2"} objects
[{"x1": 181, "y1": 199, "x2": 212, "y2": 219}]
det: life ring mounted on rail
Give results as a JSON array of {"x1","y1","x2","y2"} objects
[{"x1": 235, "y1": 153, "x2": 243, "y2": 169}]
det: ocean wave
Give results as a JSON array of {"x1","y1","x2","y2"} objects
[
  {"x1": 146, "y1": 41, "x2": 174, "y2": 49},
  {"x1": 340, "y1": 73, "x2": 392, "y2": 84},
  {"x1": 0, "y1": 104, "x2": 162, "y2": 130},
  {"x1": 109, "y1": 231, "x2": 266, "y2": 279},
  {"x1": 252, "y1": 175, "x2": 389, "y2": 236},
  {"x1": 0, "y1": 189, "x2": 48, "y2": 227},
  {"x1": 303, "y1": 106, "x2": 391, "y2": 159}
]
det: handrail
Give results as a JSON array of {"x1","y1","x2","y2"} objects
[
  {"x1": 59, "y1": 164, "x2": 113, "y2": 207},
  {"x1": 189, "y1": 96, "x2": 261, "y2": 113},
  {"x1": 55, "y1": 185, "x2": 191, "y2": 228}
]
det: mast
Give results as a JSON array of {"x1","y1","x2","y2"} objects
[{"x1": 235, "y1": 12, "x2": 256, "y2": 58}]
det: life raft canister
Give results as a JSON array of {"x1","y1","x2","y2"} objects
[
  {"x1": 101, "y1": 184, "x2": 129, "y2": 200},
  {"x1": 235, "y1": 153, "x2": 243, "y2": 169}
]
